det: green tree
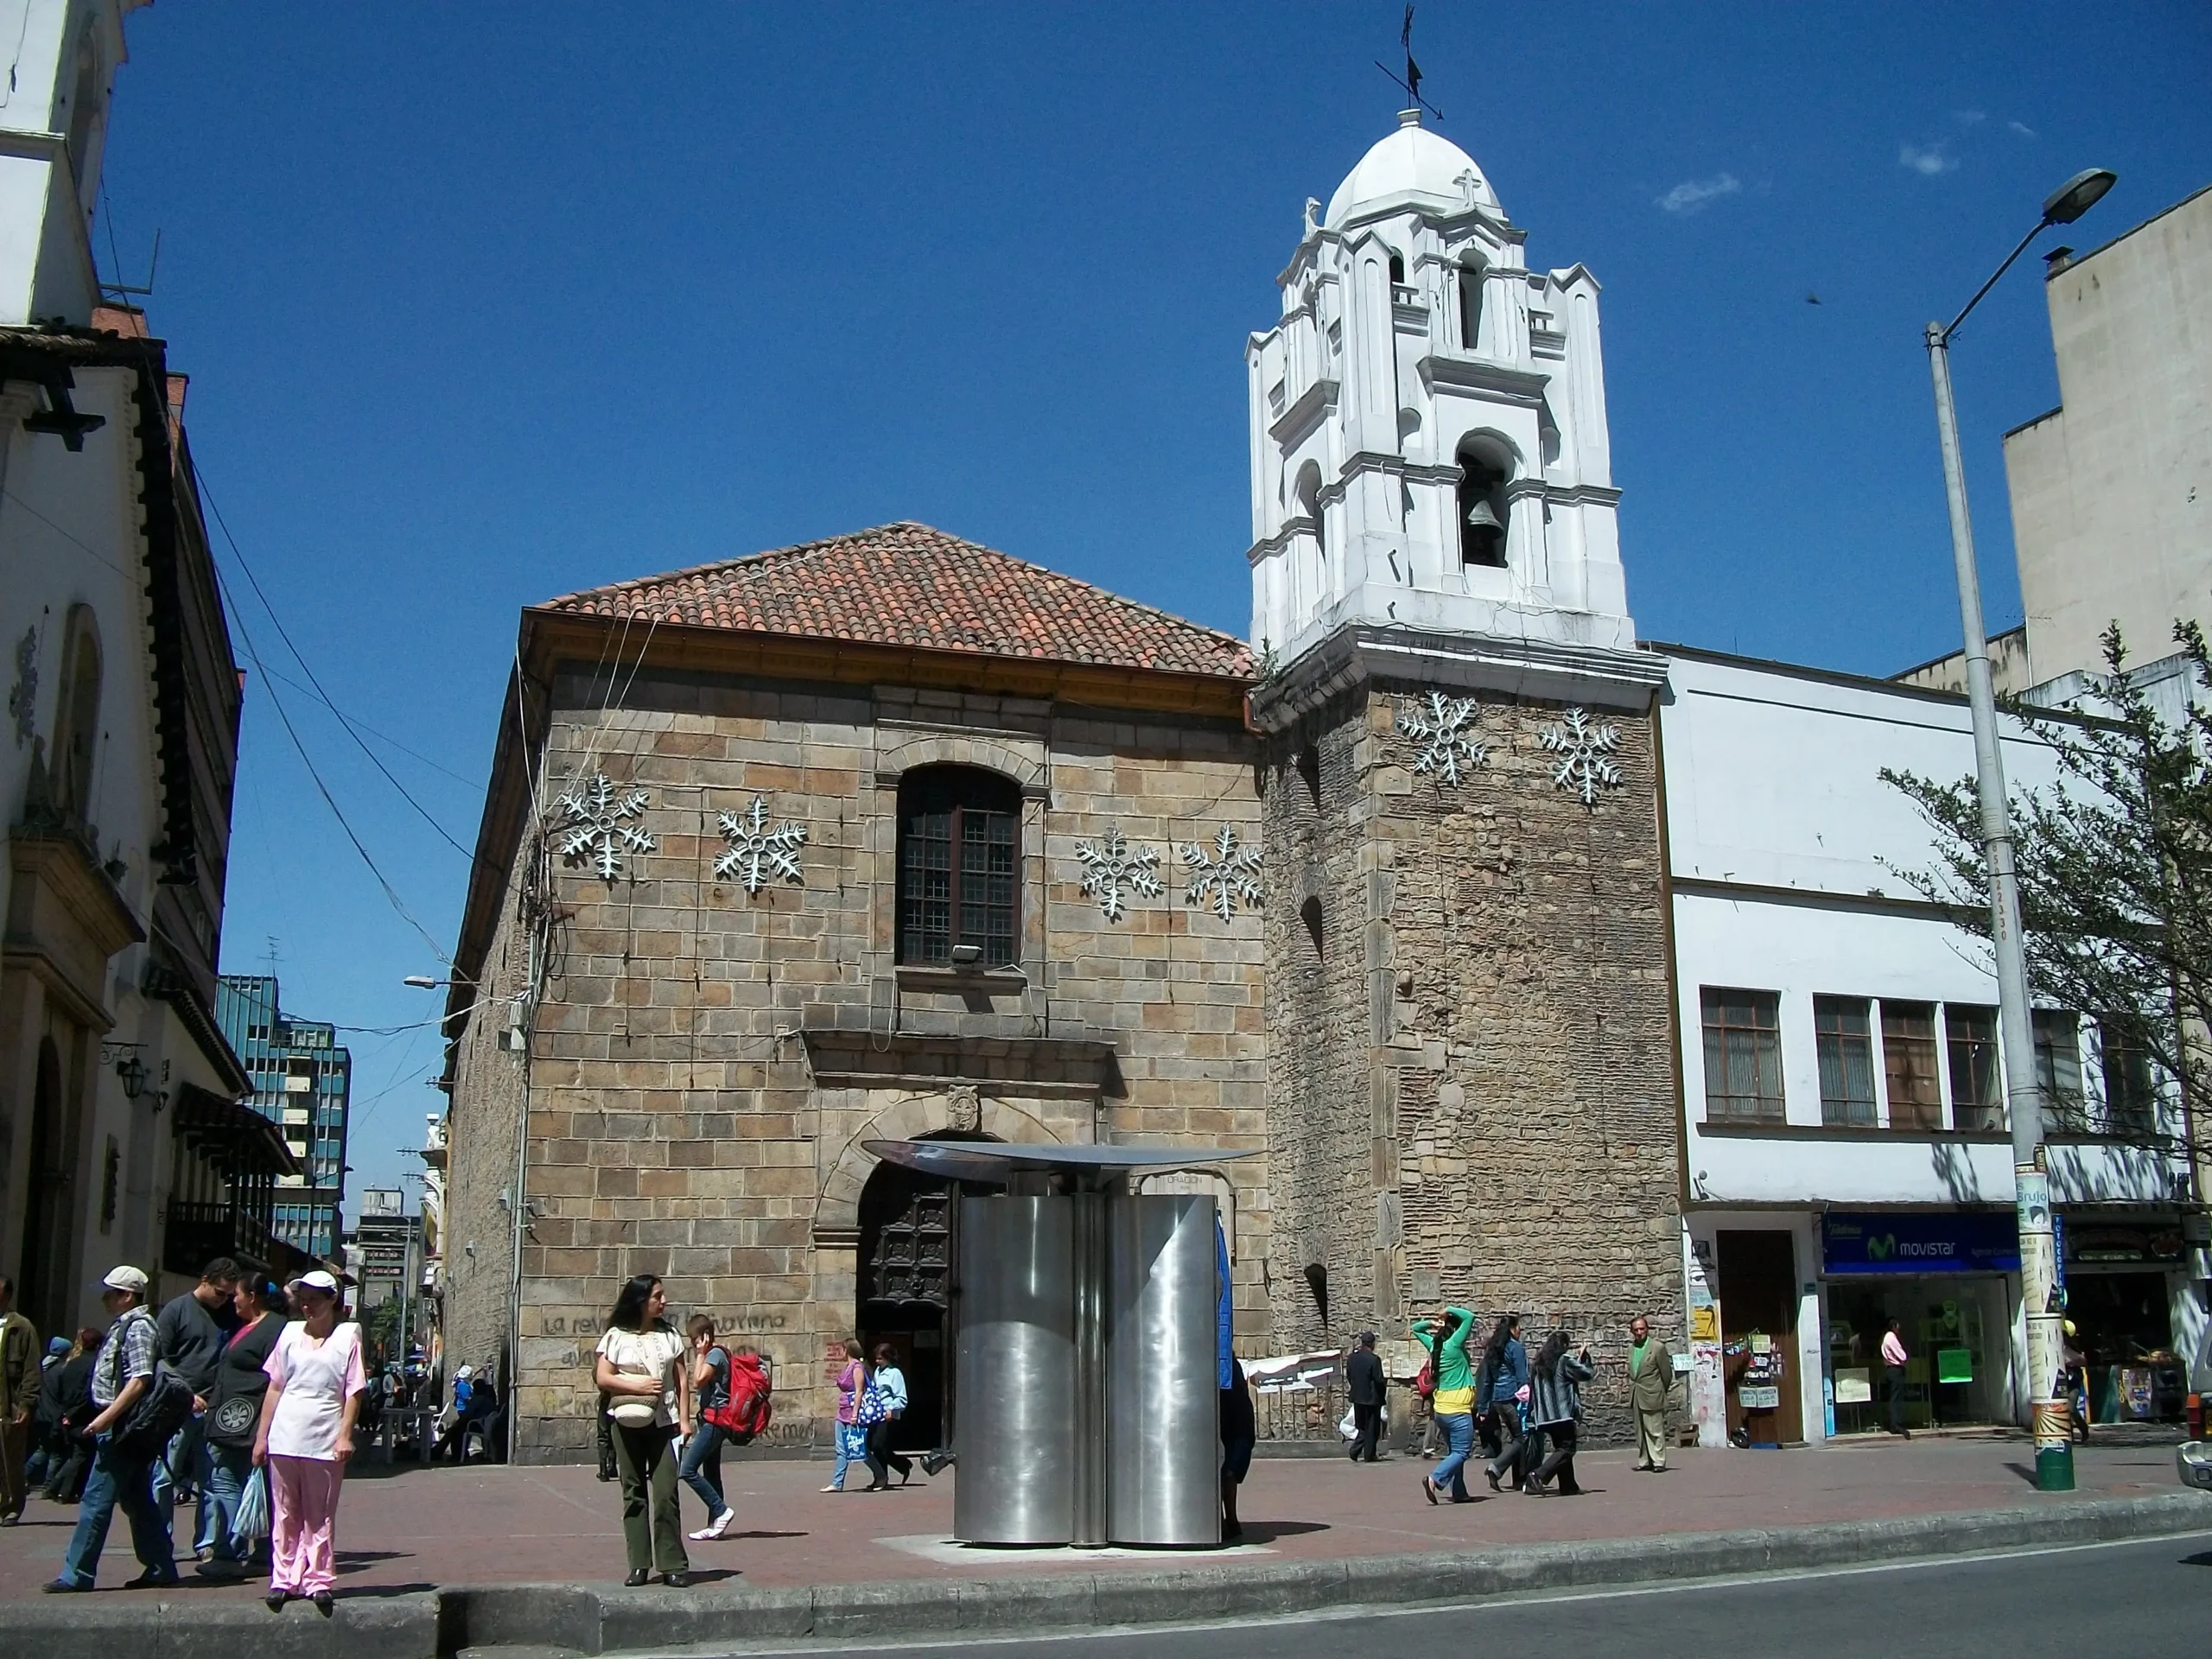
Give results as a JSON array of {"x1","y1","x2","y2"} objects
[{"x1": 1882, "y1": 623, "x2": 2210, "y2": 1166}]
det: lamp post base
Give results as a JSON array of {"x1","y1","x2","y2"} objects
[{"x1": 2035, "y1": 1439, "x2": 2077, "y2": 1492}]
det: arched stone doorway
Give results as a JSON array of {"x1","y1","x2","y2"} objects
[{"x1": 855, "y1": 1129, "x2": 995, "y2": 1450}]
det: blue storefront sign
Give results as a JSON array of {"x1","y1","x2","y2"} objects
[{"x1": 1821, "y1": 1210, "x2": 2020, "y2": 1276}]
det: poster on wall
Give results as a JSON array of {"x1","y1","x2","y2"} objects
[{"x1": 1834, "y1": 1367, "x2": 1872, "y2": 1404}]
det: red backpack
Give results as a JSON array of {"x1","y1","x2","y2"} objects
[{"x1": 702, "y1": 1349, "x2": 772, "y2": 1442}]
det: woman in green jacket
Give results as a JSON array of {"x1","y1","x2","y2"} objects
[{"x1": 1414, "y1": 1306, "x2": 1477, "y2": 1503}]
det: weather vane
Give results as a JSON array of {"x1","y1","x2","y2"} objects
[{"x1": 1376, "y1": 4, "x2": 1444, "y2": 122}]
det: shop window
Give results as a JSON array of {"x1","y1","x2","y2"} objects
[
  {"x1": 1700, "y1": 987, "x2": 1783, "y2": 1123},
  {"x1": 2097, "y1": 1019, "x2": 2157, "y2": 1137},
  {"x1": 896, "y1": 766, "x2": 1020, "y2": 968},
  {"x1": 1945, "y1": 1004, "x2": 2002, "y2": 1132},
  {"x1": 2033, "y1": 1010, "x2": 2089, "y2": 1130},
  {"x1": 1880, "y1": 1001, "x2": 1942, "y2": 1131},
  {"x1": 1814, "y1": 995, "x2": 1877, "y2": 1127}
]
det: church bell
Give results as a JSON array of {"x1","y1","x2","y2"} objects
[{"x1": 1463, "y1": 498, "x2": 1503, "y2": 535}]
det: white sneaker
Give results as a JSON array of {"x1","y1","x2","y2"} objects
[{"x1": 686, "y1": 1509, "x2": 734, "y2": 1541}]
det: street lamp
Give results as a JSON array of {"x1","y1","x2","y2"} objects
[{"x1": 1923, "y1": 164, "x2": 2115, "y2": 1494}]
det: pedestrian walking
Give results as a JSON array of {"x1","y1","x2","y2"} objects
[
  {"x1": 1880, "y1": 1318, "x2": 1911, "y2": 1439},
  {"x1": 591, "y1": 1273, "x2": 690, "y2": 1586},
  {"x1": 1345, "y1": 1332, "x2": 1385, "y2": 1463},
  {"x1": 1626, "y1": 1315, "x2": 1671, "y2": 1471},
  {"x1": 860, "y1": 1343, "x2": 913, "y2": 1490},
  {"x1": 0, "y1": 1272, "x2": 38, "y2": 1526},
  {"x1": 1480, "y1": 1314, "x2": 1530, "y2": 1493},
  {"x1": 198, "y1": 1276, "x2": 288, "y2": 1578},
  {"x1": 48, "y1": 1265, "x2": 177, "y2": 1592},
  {"x1": 1523, "y1": 1331, "x2": 1595, "y2": 1497},
  {"x1": 679, "y1": 1315, "x2": 736, "y2": 1541},
  {"x1": 153, "y1": 1256, "x2": 242, "y2": 1553},
  {"x1": 252, "y1": 1270, "x2": 365, "y2": 1615},
  {"x1": 24, "y1": 1336, "x2": 73, "y2": 1490},
  {"x1": 2059, "y1": 1320, "x2": 2089, "y2": 1445},
  {"x1": 434, "y1": 1365, "x2": 475, "y2": 1462},
  {"x1": 823, "y1": 1339, "x2": 867, "y2": 1492},
  {"x1": 1414, "y1": 1306, "x2": 1476, "y2": 1504},
  {"x1": 1219, "y1": 1357, "x2": 1255, "y2": 1540},
  {"x1": 35, "y1": 1330, "x2": 99, "y2": 1503},
  {"x1": 1412, "y1": 1348, "x2": 1440, "y2": 1458}
]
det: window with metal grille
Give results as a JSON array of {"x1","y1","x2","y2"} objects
[
  {"x1": 1880, "y1": 1001, "x2": 1942, "y2": 1130},
  {"x1": 2097, "y1": 1018, "x2": 2157, "y2": 1137},
  {"x1": 1700, "y1": 988, "x2": 1783, "y2": 1122},
  {"x1": 1814, "y1": 995, "x2": 1878, "y2": 1127},
  {"x1": 1945, "y1": 1004, "x2": 2002, "y2": 1131},
  {"x1": 897, "y1": 766, "x2": 1020, "y2": 967}
]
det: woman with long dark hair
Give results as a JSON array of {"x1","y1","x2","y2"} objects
[
  {"x1": 591, "y1": 1274, "x2": 690, "y2": 1586},
  {"x1": 1479, "y1": 1313, "x2": 1529, "y2": 1492},
  {"x1": 1523, "y1": 1330, "x2": 1595, "y2": 1497},
  {"x1": 860, "y1": 1343, "x2": 912, "y2": 1491}
]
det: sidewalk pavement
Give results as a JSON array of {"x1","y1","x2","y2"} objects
[{"x1": 0, "y1": 1432, "x2": 2198, "y2": 1604}]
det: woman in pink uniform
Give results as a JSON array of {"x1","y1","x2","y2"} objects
[{"x1": 251, "y1": 1269, "x2": 365, "y2": 1614}]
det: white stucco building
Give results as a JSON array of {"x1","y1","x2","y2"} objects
[{"x1": 2, "y1": 0, "x2": 291, "y2": 1340}]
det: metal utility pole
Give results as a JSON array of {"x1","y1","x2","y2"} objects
[{"x1": 1923, "y1": 166, "x2": 2113, "y2": 1493}]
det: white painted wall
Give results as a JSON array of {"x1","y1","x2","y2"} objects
[{"x1": 0, "y1": 1, "x2": 132, "y2": 327}]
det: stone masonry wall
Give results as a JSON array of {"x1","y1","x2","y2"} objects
[
  {"x1": 1263, "y1": 677, "x2": 1684, "y2": 1443},
  {"x1": 447, "y1": 664, "x2": 1268, "y2": 1462}
]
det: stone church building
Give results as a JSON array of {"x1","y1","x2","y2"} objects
[{"x1": 442, "y1": 111, "x2": 1687, "y2": 1460}]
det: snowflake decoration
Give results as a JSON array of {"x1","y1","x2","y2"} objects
[
  {"x1": 1540, "y1": 707, "x2": 1624, "y2": 807},
  {"x1": 1397, "y1": 690, "x2": 1488, "y2": 785},
  {"x1": 1179, "y1": 824, "x2": 1263, "y2": 920},
  {"x1": 553, "y1": 772, "x2": 656, "y2": 880},
  {"x1": 1074, "y1": 827, "x2": 1161, "y2": 923},
  {"x1": 715, "y1": 795, "x2": 807, "y2": 894}
]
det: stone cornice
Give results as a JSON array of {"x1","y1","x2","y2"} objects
[
  {"x1": 3, "y1": 828, "x2": 143, "y2": 1029},
  {"x1": 1416, "y1": 353, "x2": 1549, "y2": 404},
  {"x1": 1267, "y1": 377, "x2": 1338, "y2": 447},
  {"x1": 1250, "y1": 623, "x2": 1668, "y2": 730}
]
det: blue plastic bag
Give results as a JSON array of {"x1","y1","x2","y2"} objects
[{"x1": 232, "y1": 1465, "x2": 270, "y2": 1548}]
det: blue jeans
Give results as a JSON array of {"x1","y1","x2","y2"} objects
[
  {"x1": 830, "y1": 1421, "x2": 865, "y2": 1490},
  {"x1": 60, "y1": 1437, "x2": 175, "y2": 1587},
  {"x1": 151, "y1": 1413, "x2": 211, "y2": 1553},
  {"x1": 678, "y1": 1421, "x2": 730, "y2": 1522},
  {"x1": 201, "y1": 1440, "x2": 261, "y2": 1564},
  {"x1": 1429, "y1": 1412, "x2": 1474, "y2": 1500}
]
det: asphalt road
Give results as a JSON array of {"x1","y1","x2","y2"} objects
[{"x1": 702, "y1": 1532, "x2": 2212, "y2": 1659}]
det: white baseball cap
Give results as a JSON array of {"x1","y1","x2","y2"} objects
[
  {"x1": 290, "y1": 1269, "x2": 340, "y2": 1294},
  {"x1": 101, "y1": 1265, "x2": 149, "y2": 1294}
]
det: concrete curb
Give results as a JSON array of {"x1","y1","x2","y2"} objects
[
  {"x1": 436, "y1": 1489, "x2": 2212, "y2": 1654},
  {"x1": 9, "y1": 1492, "x2": 2206, "y2": 1658}
]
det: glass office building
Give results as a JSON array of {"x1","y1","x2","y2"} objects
[{"x1": 216, "y1": 975, "x2": 352, "y2": 1259}]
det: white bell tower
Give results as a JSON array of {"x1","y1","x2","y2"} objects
[
  {"x1": 1246, "y1": 111, "x2": 1649, "y2": 702},
  {"x1": 0, "y1": 1, "x2": 140, "y2": 327}
]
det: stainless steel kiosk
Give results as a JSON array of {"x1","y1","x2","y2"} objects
[{"x1": 861, "y1": 1141, "x2": 1255, "y2": 1548}]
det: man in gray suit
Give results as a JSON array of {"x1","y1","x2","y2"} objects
[{"x1": 1626, "y1": 1316, "x2": 1672, "y2": 1471}]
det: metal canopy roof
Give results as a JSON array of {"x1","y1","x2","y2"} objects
[{"x1": 862, "y1": 1139, "x2": 1257, "y2": 1188}]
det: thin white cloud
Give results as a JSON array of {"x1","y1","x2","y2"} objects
[
  {"x1": 1955, "y1": 109, "x2": 1987, "y2": 125},
  {"x1": 1899, "y1": 142, "x2": 1957, "y2": 176},
  {"x1": 2009, "y1": 119, "x2": 2037, "y2": 138},
  {"x1": 1656, "y1": 172, "x2": 1742, "y2": 214}
]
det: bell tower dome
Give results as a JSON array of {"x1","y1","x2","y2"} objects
[{"x1": 1245, "y1": 111, "x2": 1655, "y2": 707}]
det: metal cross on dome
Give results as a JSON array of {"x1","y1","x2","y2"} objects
[
  {"x1": 715, "y1": 796, "x2": 807, "y2": 894},
  {"x1": 1398, "y1": 690, "x2": 1488, "y2": 785},
  {"x1": 1180, "y1": 824, "x2": 1263, "y2": 920},
  {"x1": 554, "y1": 772, "x2": 656, "y2": 880},
  {"x1": 1074, "y1": 827, "x2": 1161, "y2": 923},
  {"x1": 1541, "y1": 707, "x2": 1624, "y2": 807}
]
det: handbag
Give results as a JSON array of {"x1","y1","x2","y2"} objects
[
  {"x1": 854, "y1": 1380, "x2": 888, "y2": 1427},
  {"x1": 207, "y1": 1391, "x2": 261, "y2": 1446},
  {"x1": 114, "y1": 1357, "x2": 195, "y2": 1461}
]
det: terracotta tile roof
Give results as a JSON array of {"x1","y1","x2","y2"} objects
[{"x1": 540, "y1": 523, "x2": 1255, "y2": 679}]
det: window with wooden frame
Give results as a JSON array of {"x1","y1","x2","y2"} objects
[
  {"x1": 896, "y1": 766, "x2": 1021, "y2": 968},
  {"x1": 1945, "y1": 1004, "x2": 2003, "y2": 1132},
  {"x1": 2032, "y1": 1010, "x2": 2088, "y2": 1130},
  {"x1": 2097, "y1": 1018, "x2": 2158, "y2": 1137},
  {"x1": 1814, "y1": 995, "x2": 1878, "y2": 1127},
  {"x1": 1700, "y1": 987, "x2": 1783, "y2": 1123},
  {"x1": 1880, "y1": 1001, "x2": 1943, "y2": 1130}
]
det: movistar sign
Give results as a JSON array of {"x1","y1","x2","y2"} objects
[{"x1": 1821, "y1": 1211, "x2": 2019, "y2": 1275}]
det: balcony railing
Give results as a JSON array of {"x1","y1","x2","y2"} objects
[{"x1": 163, "y1": 1200, "x2": 279, "y2": 1277}]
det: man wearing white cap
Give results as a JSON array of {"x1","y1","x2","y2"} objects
[{"x1": 48, "y1": 1267, "x2": 177, "y2": 1591}]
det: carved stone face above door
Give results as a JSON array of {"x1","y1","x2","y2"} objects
[{"x1": 946, "y1": 1084, "x2": 982, "y2": 1134}]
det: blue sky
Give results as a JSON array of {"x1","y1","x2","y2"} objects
[{"x1": 95, "y1": 3, "x2": 2212, "y2": 1208}]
